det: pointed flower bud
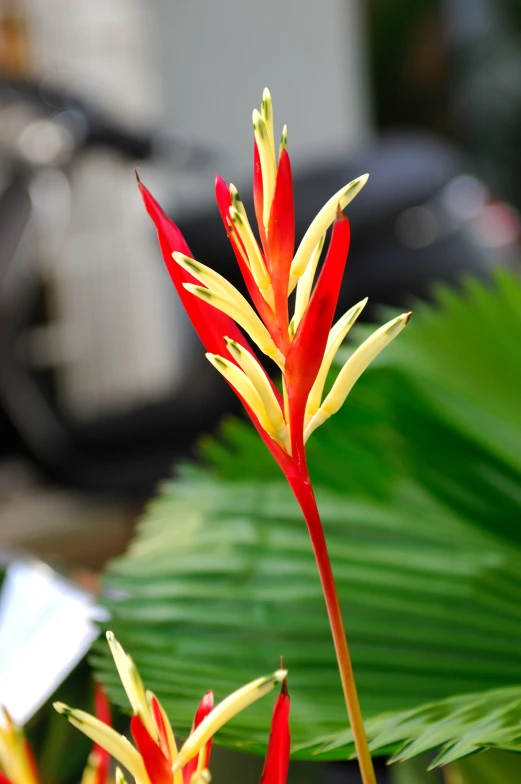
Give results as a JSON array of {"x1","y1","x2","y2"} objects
[
  {"x1": 172, "y1": 669, "x2": 287, "y2": 773},
  {"x1": 289, "y1": 174, "x2": 369, "y2": 290},
  {"x1": 278, "y1": 124, "x2": 288, "y2": 160},
  {"x1": 305, "y1": 312, "x2": 412, "y2": 441},
  {"x1": 253, "y1": 109, "x2": 277, "y2": 228}
]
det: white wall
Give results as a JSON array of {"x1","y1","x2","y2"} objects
[{"x1": 152, "y1": 0, "x2": 372, "y2": 213}]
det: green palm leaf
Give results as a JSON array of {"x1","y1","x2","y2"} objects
[
  {"x1": 94, "y1": 270, "x2": 521, "y2": 764},
  {"x1": 296, "y1": 684, "x2": 521, "y2": 768}
]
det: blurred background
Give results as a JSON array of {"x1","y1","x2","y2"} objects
[{"x1": 2, "y1": 0, "x2": 521, "y2": 782}]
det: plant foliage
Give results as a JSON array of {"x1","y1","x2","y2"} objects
[{"x1": 94, "y1": 270, "x2": 521, "y2": 764}]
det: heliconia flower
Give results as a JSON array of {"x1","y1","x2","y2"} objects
[
  {"x1": 54, "y1": 632, "x2": 288, "y2": 784},
  {"x1": 0, "y1": 708, "x2": 38, "y2": 784},
  {"x1": 138, "y1": 88, "x2": 410, "y2": 476},
  {"x1": 0, "y1": 689, "x2": 110, "y2": 784},
  {"x1": 139, "y1": 88, "x2": 409, "y2": 784}
]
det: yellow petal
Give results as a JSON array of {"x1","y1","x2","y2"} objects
[
  {"x1": 278, "y1": 124, "x2": 288, "y2": 160},
  {"x1": 189, "y1": 771, "x2": 211, "y2": 784},
  {"x1": 0, "y1": 709, "x2": 37, "y2": 784},
  {"x1": 261, "y1": 88, "x2": 275, "y2": 160},
  {"x1": 305, "y1": 298, "x2": 368, "y2": 420},
  {"x1": 182, "y1": 282, "x2": 284, "y2": 368},
  {"x1": 106, "y1": 632, "x2": 157, "y2": 740},
  {"x1": 206, "y1": 354, "x2": 287, "y2": 450},
  {"x1": 116, "y1": 767, "x2": 130, "y2": 784},
  {"x1": 291, "y1": 233, "x2": 326, "y2": 335},
  {"x1": 253, "y1": 109, "x2": 276, "y2": 228},
  {"x1": 289, "y1": 174, "x2": 369, "y2": 290},
  {"x1": 229, "y1": 184, "x2": 247, "y2": 220},
  {"x1": 224, "y1": 339, "x2": 290, "y2": 452},
  {"x1": 53, "y1": 702, "x2": 149, "y2": 784},
  {"x1": 172, "y1": 669, "x2": 287, "y2": 773},
  {"x1": 229, "y1": 206, "x2": 274, "y2": 305},
  {"x1": 81, "y1": 751, "x2": 100, "y2": 784},
  {"x1": 304, "y1": 312, "x2": 411, "y2": 441}
]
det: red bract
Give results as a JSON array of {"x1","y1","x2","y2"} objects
[
  {"x1": 180, "y1": 691, "x2": 214, "y2": 784},
  {"x1": 131, "y1": 715, "x2": 172, "y2": 784},
  {"x1": 260, "y1": 682, "x2": 290, "y2": 784},
  {"x1": 93, "y1": 684, "x2": 111, "y2": 784},
  {"x1": 138, "y1": 177, "x2": 246, "y2": 359},
  {"x1": 140, "y1": 88, "x2": 410, "y2": 784}
]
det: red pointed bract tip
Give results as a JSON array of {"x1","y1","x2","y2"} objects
[
  {"x1": 259, "y1": 682, "x2": 291, "y2": 784},
  {"x1": 182, "y1": 691, "x2": 214, "y2": 784},
  {"x1": 138, "y1": 180, "x2": 245, "y2": 357},
  {"x1": 151, "y1": 696, "x2": 172, "y2": 762},
  {"x1": 131, "y1": 715, "x2": 172, "y2": 784},
  {"x1": 0, "y1": 773, "x2": 13, "y2": 784}
]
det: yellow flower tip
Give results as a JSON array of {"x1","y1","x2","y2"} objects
[
  {"x1": 279, "y1": 124, "x2": 288, "y2": 157},
  {"x1": 261, "y1": 89, "x2": 273, "y2": 133},
  {"x1": 172, "y1": 668, "x2": 289, "y2": 774},
  {"x1": 252, "y1": 108, "x2": 263, "y2": 133},
  {"x1": 191, "y1": 771, "x2": 211, "y2": 784},
  {"x1": 386, "y1": 311, "x2": 412, "y2": 337},
  {"x1": 115, "y1": 767, "x2": 129, "y2": 784},
  {"x1": 53, "y1": 701, "x2": 69, "y2": 715},
  {"x1": 289, "y1": 174, "x2": 372, "y2": 286},
  {"x1": 184, "y1": 282, "x2": 211, "y2": 299},
  {"x1": 229, "y1": 205, "x2": 242, "y2": 225},
  {"x1": 172, "y1": 251, "x2": 198, "y2": 270},
  {"x1": 223, "y1": 336, "x2": 241, "y2": 356}
]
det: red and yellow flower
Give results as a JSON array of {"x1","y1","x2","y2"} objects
[
  {"x1": 0, "y1": 687, "x2": 110, "y2": 784},
  {"x1": 138, "y1": 89, "x2": 409, "y2": 477},
  {"x1": 54, "y1": 632, "x2": 289, "y2": 784}
]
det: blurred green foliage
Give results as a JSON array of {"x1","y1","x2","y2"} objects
[{"x1": 93, "y1": 269, "x2": 521, "y2": 773}]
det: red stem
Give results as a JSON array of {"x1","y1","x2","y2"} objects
[{"x1": 286, "y1": 465, "x2": 377, "y2": 784}]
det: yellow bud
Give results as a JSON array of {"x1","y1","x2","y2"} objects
[
  {"x1": 292, "y1": 233, "x2": 326, "y2": 333},
  {"x1": 173, "y1": 669, "x2": 287, "y2": 773},
  {"x1": 253, "y1": 108, "x2": 277, "y2": 229},
  {"x1": 54, "y1": 702, "x2": 149, "y2": 784},
  {"x1": 289, "y1": 174, "x2": 369, "y2": 291},
  {"x1": 106, "y1": 632, "x2": 157, "y2": 740},
  {"x1": 224, "y1": 339, "x2": 290, "y2": 452},
  {"x1": 305, "y1": 312, "x2": 411, "y2": 441},
  {"x1": 305, "y1": 298, "x2": 368, "y2": 420}
]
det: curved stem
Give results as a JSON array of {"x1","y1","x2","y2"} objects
[{"x1": 286, "y1": 467, "x2": 377, "y2": 784}]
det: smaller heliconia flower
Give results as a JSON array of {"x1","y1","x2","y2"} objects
[
  {"x1": 0, "y1": 707, "x2": 38, "y2": 784},
  {"x1": 0, "y1": 689, "x2": 110, "y2": 784},
  {"x1": 54, "y1": 632, "x2": 289, "y2": 784}
]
